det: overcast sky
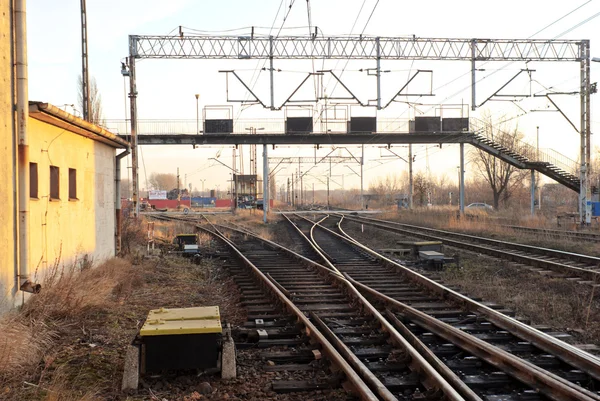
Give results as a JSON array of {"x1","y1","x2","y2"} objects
[{"x1": 26, "y1": 0, "x2": 600, "y2": 195}]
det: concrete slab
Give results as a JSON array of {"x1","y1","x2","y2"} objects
[
  {"x1": 221, "y1": 324, "x2": 237, "y2": 379},
  {"x1": 121, "y1": 345, "x2": 139, "y2": 391}
]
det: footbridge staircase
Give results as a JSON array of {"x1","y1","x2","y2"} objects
[{"x1": 467, "y1": 118, "x2": 580, "y2": 192}]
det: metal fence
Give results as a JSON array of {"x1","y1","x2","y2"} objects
[{"x1": 103, "y1": 118, "x2": 414, "y2": 136}]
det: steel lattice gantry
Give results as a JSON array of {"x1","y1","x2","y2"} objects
[
  {"x1": 124, "y1": 34, "x2": 592, "y2": 223},
  {"x1": 130, "y1": 35, "x2": 582, "y2": 61}
]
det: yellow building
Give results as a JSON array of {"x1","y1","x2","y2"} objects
[{"x1": 1, "y1": 102, "x2": 129, "y2": 311}]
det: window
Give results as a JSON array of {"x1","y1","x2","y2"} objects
[
  {"x1": 50, "y1": 166, "x2": 60, "y2": 200},
  {"x1": 69, "y1": 168, "x2": 77, "y2": 200},
  {"x1": 30, "y1": 163, "x2": 38, "y2": 199}
]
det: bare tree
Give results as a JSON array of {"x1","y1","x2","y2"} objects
[
  {"x1": 470, "y1": 114, "x2": 530, "y2": 209},
  {"x1": 148, "y1": 173, "x2": 179, "y2": 191},
  {"x1": 413, "y1": 172, "x2": 430, "y2": 206},
  {"x1": 77, "y1": 75, "x2": 103, "y2": 124}
]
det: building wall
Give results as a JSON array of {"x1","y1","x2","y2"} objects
[
  {"x1": 0, "y1": 0, "x2": 17, "y2": 312},
  {"x1": 28, "y1": 117, "x2": 116, "y2": 277}
]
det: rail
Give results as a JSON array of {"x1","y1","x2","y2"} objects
[
  {"x1": 329, "y1": 214, "x2": 600, "y2": 381},
  {"x1": 288, "y1": 213, "x2": 600, "y2": 400},
  {"x1": 194, "y1": 216, "x2": 381, "y2": 400}
]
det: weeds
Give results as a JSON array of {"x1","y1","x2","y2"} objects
[{"x1": 121, "y1": 216, "x2": 147, "y2": 255}]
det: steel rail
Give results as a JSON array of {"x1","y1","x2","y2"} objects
[
  {"x1": 216, "y1": 220, "x2": 466, "y2": 401},
  {"x1": 325, "y1": 215, "x2": 600, "y2": 382},
  {"x1": 282, "y1": 214, "x2": 479, "y2": 401},
  {"x1": 272, "y1": 213, "x2": 600, "y2": 401},
  {"x1": 191, "y1": 218, "x2": 380, "y2": 401},
  {"x1": 297, "y1": 214, "x2": 600, "y2": 401},
  {"x1": 348, "y1": 215, "x2": 600, "y2": 267},
  {"x1": 503, "y1": 224, "x2": 600, "y2": 242},
  {"x1": 339, "y1": 214, "x2": 600, "y2": 281}
]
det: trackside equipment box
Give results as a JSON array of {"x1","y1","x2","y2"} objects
[{"x1": 140, "y1": 306, "x2": 222, "y2": 372}]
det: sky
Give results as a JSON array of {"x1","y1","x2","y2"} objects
[{"x1": 26, "y1": 0, "x2": 600, "y2": 197}]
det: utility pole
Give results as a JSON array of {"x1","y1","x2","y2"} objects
[
  {"x1": 232, "y1": 148, "x2": 237, "y2": 211},
  {"x1": 195, "y1": 94, "x2": 200, "y2": 134},
  {"x1": 537, "y1": 126, "x2": 541, "y2": 210},
  {"x1": 263, "y1": 144, "x2": 269, "y2": 223},
  {"x1": 581, "y1": 40, "x2": 592, "y2": 225},
  {"x1": 408, "y1": 144, "x2": 413, "y2": 209},
  {"x1": 459, "y1": 143, "x2": 465, "y2": 214},
  {"x1": 327, "y1": 176, "x2": 330, "y2": 210},
  {"x1": 80, "y1": 0, "x2": 91, "y2": 121},
  {"x1": 361, "y1": 144, "x2": 365, "y2": 210},
  {"x1": 177, "y1": 167, "x2": 180, "y2": 208},
  {"x1": 127, "y1": 56, "x2": 139, "y2": 217}
]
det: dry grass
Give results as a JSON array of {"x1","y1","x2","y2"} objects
[
  {"x1": 378, "y1": 207, "x2": 600, "y2": 256},
  {"x1": 215, "y1": 209, "x2": 281, "y2": 241},
  {"x1": 0, "y1": 257, "x2": 140, "y2": 401},
  {"x1": 0, "y1": 251, "x2": 243, "y2": 401},
  {"x1": 21, "y1": 258, "x2": 136, "y2": 321}
]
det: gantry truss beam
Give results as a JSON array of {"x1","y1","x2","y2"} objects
[
  {"x1": 268, "y1": 156, "x2": 358, "y2": 164},
  {"x1": 130, "y1": 35, "x2": 584, "y2": 61}
]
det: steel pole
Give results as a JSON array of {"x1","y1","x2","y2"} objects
[
  {"x1": 531, "y1": 170, "x2": 535, "y2": 217},
  {"x1": 361, "y1": 144, "x2": 365, "y2": 210},
  {"x1": 459, "y1": 143, "x2": 465, "y2": 214},
  {"x1": 584, "y1": 40, "x2": 592, "y2": 224},
  {"x1": 263, "y1": 144, "x2": 268, "y2": 223},
  {"x1": 80, "y1": 0, "x2": 91, "y2": 121},
  {"x1": 269, "y1": 36, "x2": 274, "y2": 110},
  {"x1": 537, "y1": 126, "x2": 540, "y2": 210},
  {"x1": 471, "y1": 39, "x2": 476, "y2": 111},
  {"x1": 195, "y1": 94, "x2": 199, "y2": 134},
  {"x1": 128, "y1": 53, "x2": 139, "y2": 217},
  {"x1": 580, "y1": 44, "x2": 588, "y2": 224},
  {"x1": 376, "y1": 37, "x2": 381, "y2": 110},
  {"x1": 408, "y1": 144, "x2": 413, "y2": 209}
]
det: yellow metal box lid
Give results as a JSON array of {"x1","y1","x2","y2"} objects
[
  {"x1": 147, "y1": 306, "x2": 220, "y2": 321},
  {"x1": 140, "y1": 318, "x2": 222, "y2": 336}
]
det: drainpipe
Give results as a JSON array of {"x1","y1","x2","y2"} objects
[
  {"x1": 115, "y1": 148, "x2": 130, "y2": 254},
  {"x1": 16, "y1": 0, "x2": 39, "y2": 294}
]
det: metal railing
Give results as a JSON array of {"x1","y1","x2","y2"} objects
[
  {"x1": 103, "y1": 118, "x2": 414, "y2": 136},
  {"x1": 469, "y1": 118, "x2": 578, "y2": 177}
]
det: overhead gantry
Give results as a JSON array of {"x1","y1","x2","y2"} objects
[{"x1": 123, "y1": 33, "x2": 592, "y2": 222}]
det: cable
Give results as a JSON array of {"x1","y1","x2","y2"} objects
[
  {"x1": 359, "y1": 0, "x2": 380, "y2": 35},
  {"x1": 530, "y1": 0, "x2": 592, "y2": 37},
  {"x1": 323, "y1": 0, "x2": 368, "y2": 93},
  {"x1": 554, "y1": 10, "x2": 600, "y2": 38}
]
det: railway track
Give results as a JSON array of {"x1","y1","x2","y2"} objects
[
  {"x1": 154, "y1": 214, "x2": 465, "y2": 400},
  {"x1": 148, "y1": 213, "x2": 600, "y2": 400},
  {"x1": 334, "y1": 214, "x2": 600, "y2": 284},
  {"x1": 285, "y1": 213, "x2": 600, "y2": 400},
  {"x1": 503, "y1": 225, "x2": 600, "y2": 243}
]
